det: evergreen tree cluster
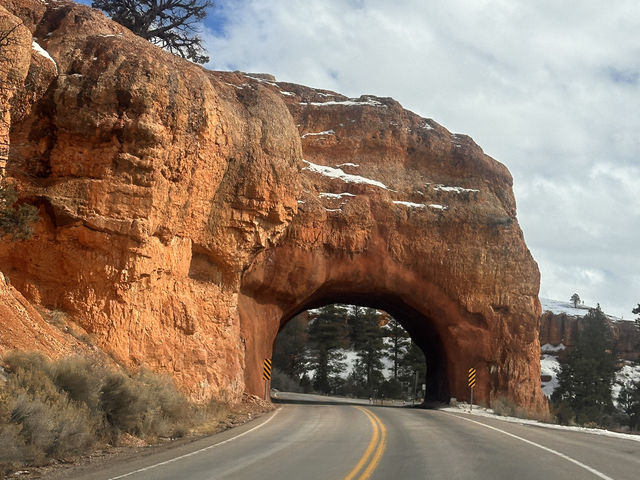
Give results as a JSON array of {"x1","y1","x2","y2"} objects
[
  {"x1": 552, "y1": 306, "x2": 616, "y2": 425},
  {"x1": 272, "y1": 304, "x2": 426, "y2": 400},
  {"x1": 552, "y1": 303, "x2": 640, "y2": 429}
]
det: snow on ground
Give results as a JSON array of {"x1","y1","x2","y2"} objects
[
  {"x1": 442, "y1": 404, "x2": 640, "y2": 442},
  {"x1": 302, "y1": 130, "x2": 335, "y2": 138},
  {"x1": 302, "y1": 160, "x2": 388, "y2": 189},
  {"x1": 540, "y1": 354, "x2": 561, "y2": 397},
  {"x1": 541, "y1": 343, "x2": 566, "y2": 353},
  {"x1": 32, "y1": 40, "x2": 57, "y2": 73},
  {"x1": 336, "y1": 349, "x2": 359, "y2": 379},
  {"x1": 428, "y1": 204, "x2": 447, "y2": 210},
  {"x1": 336, "y1": 163, "x2": 359, "y2": 168},
  {"x1": 540, "y1": 298, "x2": 628, "y2": 321},
  {"x1": 612, "y1": 362, "x2": 640, "y2": 401},
  {"x1": 540, "y1": 298, "x2": 592, "y2": 317}
]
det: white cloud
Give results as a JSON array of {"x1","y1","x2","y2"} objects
[{"x1": 204, "y1": 0, "x2": 640, "y2": 318}]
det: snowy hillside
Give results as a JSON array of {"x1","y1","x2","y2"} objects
[
  {"x1": 540, "y1": 297, "x2": 629, "y2": 322},
  {"x1": 540, "y1": 343, "x2": 565, "y2": 397}
]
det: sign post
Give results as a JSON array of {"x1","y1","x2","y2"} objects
[
  {"x1": 263, "y1": 358, "x2": 272, "y2": 401},
  {"x1": 468, "y1": 367, "x2": 476, "y2": 412}
]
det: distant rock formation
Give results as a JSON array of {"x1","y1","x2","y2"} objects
[
  {"x1": 540, "y1": 311, "x2": 639, "y2": 363},
  {"x1": 0, "y1": 0, "x2": 545, "y2": 411}
]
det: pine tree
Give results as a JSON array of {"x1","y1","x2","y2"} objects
[
  {"x1": 399, "y1": 341, "x2": 426, "y2": 399},
  {"x1": 307, "y1": 305, "x2": 348, "y2": 393},
  {"x1": 617, "y1": 380, "x2": 640, "y2": 429},
  {"x1": 382, "y1": 318, "x2": 410, "y2": 380},
  {"x1": 552, "y1": 305, "x2": 616, "y2": 425},
  {"x1": 273, "y1": 314, "x2": 309, "y2": 382},
  {"x1": 352, "y1": 307, "x2": 385, "y2": 390},
  {"x1": 570, "y1": 293, "x2": 581, "y2": 308}
]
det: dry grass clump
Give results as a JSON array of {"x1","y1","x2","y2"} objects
[
  {"x1": 0, "y1": 353, "x2": 99, "y2": 475},
  {"x1": 491, "y1": 396, "x2": 556, "y2": 423},
  {"x1": 100, "y1": 370, "x2": 192, "y2": 441},
  {"x1": 491, "y1": 396, "x2": 533, "y2": 419},
  {"x1": 0, "y1": 352, "x2": 212, "y2": 476}
]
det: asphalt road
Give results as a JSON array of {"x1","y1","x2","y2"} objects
[{"x1": 55, "y1": 393, "x2": 640, "y2": 480}]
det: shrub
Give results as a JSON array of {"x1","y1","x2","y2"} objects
[
  {"x1": 0, "y1": 356, "x2": 98, "y2": 470},
  {"x1": 491, "y1": 396, "x2": 529, "y2": 419},
  {"x1": 50, "y1": 356, "x2": 102, "y2": 412},
  {"x1": 0, "y1": 352, "x2": 226, "y2": 475},
  {"x1": 100, "y1": 373, "x2": 146, "y2": 435},
  {"x1": 0, "y1": 423, "x2": 27, "y2": 477},
  {"x1": 270, "y1": 368, "x2": 302, "y2": 393},
  {"x1": 99, "y1": 370, "x2": 192, "y2": 440},
  {"x1": 134, "y1": 370, "x2": 192, "y2": 438}
]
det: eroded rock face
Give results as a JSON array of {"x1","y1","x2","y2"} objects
[
  {"x1": 0, "y1": 1, "x2": 545, "y2": 410},
  {"x1": 540, "y1": 312, "x2": 640, "y2": 363}
]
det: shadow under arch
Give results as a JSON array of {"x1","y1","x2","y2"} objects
[{"x1": 280, "y1": 293, "x2": 449, "y2": 403}]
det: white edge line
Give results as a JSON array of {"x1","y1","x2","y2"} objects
[
  {"x1": 107, "y1": 408, "x2": 282, "y2": 480},
  {"x1": 440, "y1": 412, "x2": 615, "y2": 480}
]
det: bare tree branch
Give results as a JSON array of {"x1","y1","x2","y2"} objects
[{"x1": 92, "y1": 0, "x2": 213, "y2": 64}]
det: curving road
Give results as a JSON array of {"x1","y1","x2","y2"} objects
[{"x1": 55, "y1": 392, "x2": 640, "y2": 480}]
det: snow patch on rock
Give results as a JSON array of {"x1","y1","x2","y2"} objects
[
  {"x1": 32, "y1": 40, "x2": 57, "y2": 73},
  {"x1": 393, "y1": 201, "x2": 425, "y2": 209},
  {"x1": 432, "y1": 184, "x2": 479, "y2": 194},
  {"x1": 303, "y1": 160, "x2": 388, "y2": 189},
  {"x1": 302, "y1": 130, "x2": 335, "y2": 138}
]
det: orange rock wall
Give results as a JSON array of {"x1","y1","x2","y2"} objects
[
  {"x1": 540, "y1": 312, "x2": 640, "y2": 363},
  {"x1": 0, "y1": 1, "x2": 546, "y2": 411}
]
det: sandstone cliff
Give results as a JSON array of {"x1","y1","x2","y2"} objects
[
  {"x1": 0, "y1": 0, "x2": 546, "y2": 410},
  {"x1": 540, "y1": 311, "x2": 639, "y2": 363}
]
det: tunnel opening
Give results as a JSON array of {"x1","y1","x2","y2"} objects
[{"x1": 271, "y1": 295, "x2": 451, "y2": 405}]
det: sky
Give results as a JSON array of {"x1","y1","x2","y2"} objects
[{"x1": 82, "y1": 1, "x2": 640, "y2": 318}]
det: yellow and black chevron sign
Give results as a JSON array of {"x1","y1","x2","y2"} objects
[
  {"x1": 468, "y1": 367, "x2": 477, "y2": 388},
  {"x1": 263, "y1": 358, "x2": 272, "y2": 381}
]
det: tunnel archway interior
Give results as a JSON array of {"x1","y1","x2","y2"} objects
[{"x1": 272, "y1": 292, "x2": 451, "y2": 404}]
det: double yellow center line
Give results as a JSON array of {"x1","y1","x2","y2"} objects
[{"x1": 344, "y1": 407, "x2": 387, "y2": 480}]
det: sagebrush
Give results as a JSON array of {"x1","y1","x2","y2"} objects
[{"x1": 0, "y1": 352, "x2": 217, "y2": 475}]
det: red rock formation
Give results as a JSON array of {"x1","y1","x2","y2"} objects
[
  {"x1": 540, "y1": 311, "x2": 639, "y2": 362},
  {"x1": 0, "y1": 1, "x2": 546, "y2": 411},
  {"x1": 0, "y1": 270, "x2": 95, "y2": 359}
]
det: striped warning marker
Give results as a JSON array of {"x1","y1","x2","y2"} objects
[
  {"x1": 263, "y1": 358, "x2": 272, "y2": 381},
  {"x1": 468, "y1": 367, "x2": 477, "y2": 388}
]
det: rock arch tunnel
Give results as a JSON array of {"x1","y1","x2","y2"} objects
[
  {"x1": 239, "y1": 214, "x2": 542, "y2": 411},
  {"x1": 0, "y1": 3, "x2": 546, "y2": 417}
]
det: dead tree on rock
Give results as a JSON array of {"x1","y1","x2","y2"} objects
[{"x1": 92, "y1": 0, "x2": 213, "y2": 64}]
